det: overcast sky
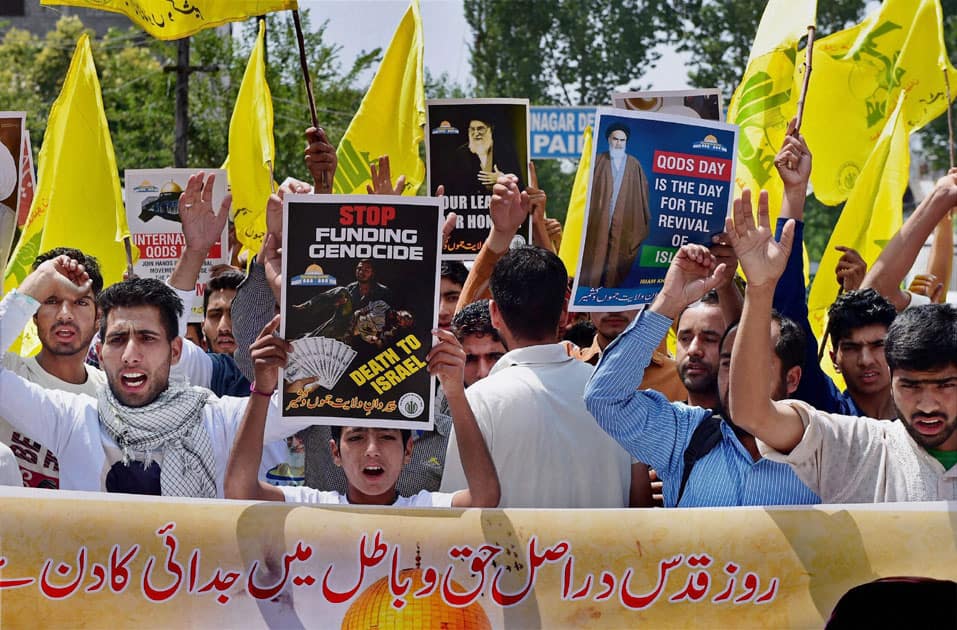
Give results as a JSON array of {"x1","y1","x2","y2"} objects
[{"x1": 298, "y1": 0, "x2": 694, "y2": 95}]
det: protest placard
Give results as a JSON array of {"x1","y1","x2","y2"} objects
[
  {"x1": 571, "y1": 108, "x2": 738, "y2": 311},
  {"x1": 0, "y1": 112, "x2": 25, "y2": 280},
  {"x1": 124, "y1": 168, "x2": 229, "y2": 321},
  {"x1": 280, "y1": 194, "x2": 441, "y2": 429},
  {"x1": 426, "y1": 98, "x2": 530, "y2": 258},
  {"x1": 611, "y1": 88, "x2": 724, "y2": 121}
]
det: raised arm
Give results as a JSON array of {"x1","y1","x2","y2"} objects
[
  {"x1": 768, "y1": 122, "x2": 846, "y2": 412},
  {"x1": 584, "y1": 244, "x2": 725, "y2": 477},
  {"x1": 224, "y1": 315, "x2": 289, "y2": 502},
  {"x1": 427, "y1": 328, "x2": 500, "y2": 508},
  {"x1": 725, "y1": 190, "x2": 804, "y2": 452},
  {"x1": 304, "y1": 126, "x2": 337, "y2": 194},
  {"x1": 168, "y1": 172, "x2": 230, "y2": 296},
  {"x1": 454, "y1": 173, "x2": 530, "y2": 311},
  {"x1": 366, "y1": 155, "x2": 407, "y2": 195},
  {"x1": 861, "y1": 169, "x2": 957, "y2": 310},
  {"x1": 527, "y1": 162, "x2": 555, "y2": 254}
]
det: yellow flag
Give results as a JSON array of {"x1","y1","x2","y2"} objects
[
  {"x1": 558, "y1": 125, "x2": 593, "y2": 276},
  {"x1": 39, "y1": 0, "x2": 297, "y2": 40},
  {"x1": 802, "y1": 0, "x2": 957, "y2": 205},
  {"x1": 225, "y1": 22, "x2": 275, "y2": 257},
  {"x1": 3, "y1": 34, "x2": 132, "y2": 295},
  {"x1": 727, "y1": 0, "x2": 816, "y2": 227},
  {"x1": 333, "y1": 0, "x2": 424, "y2": 195},
  {"x1": 806, "y1": 94, "x2": 909, "y2": 373}
]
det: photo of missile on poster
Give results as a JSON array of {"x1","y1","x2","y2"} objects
[
  {"x1": 426, "y1": 98, "x2": 531, "y2": 259},
  {"x1": 571, "y1": 107, "x2": 738, "y2": 312},
  {"x1": 280, "y1": 194, "x2": 442, "y2": 429},
  {"x1": 125, "y1": 168, "x2": 229, "y2": 322},
  {"x1": 611, "y1": 88, "x2": 725, "y2": 122}
]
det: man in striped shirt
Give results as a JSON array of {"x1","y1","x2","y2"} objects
[{"x1": 584, "y1": 243, "x2": 819, "y2": 508}]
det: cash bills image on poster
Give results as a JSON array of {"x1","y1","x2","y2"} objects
[
  {"x1": 426, "y1": 98, "x2": 531, "y2": 258},
  {"x1": 125, "y1": 168, "x2": 229, "y2": 321},
  {"x1": 611, "y1": 89, "x2": 724, "y2": 122},
  {"x1": 281, "y1": 195, "x2": 441, "y2": 429},
  {"x1": 571, "y1": 108, "x2": 738, "y2": 311}
]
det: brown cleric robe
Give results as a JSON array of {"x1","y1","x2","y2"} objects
[{"x1": 579, "y1": 152, "x2": 651, "y2": 288}]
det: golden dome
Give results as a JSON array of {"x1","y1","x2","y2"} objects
[{"x1": 341, "y1": 567, "x2": 491, "y2": 630}]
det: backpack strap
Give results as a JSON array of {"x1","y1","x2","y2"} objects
[{"x1": 675, "y1": 413, "x2": 724, "y2": 506}]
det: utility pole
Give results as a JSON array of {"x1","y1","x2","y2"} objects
[{"x1": 164, "y1": 38, "x2": 219, "y2": 167}]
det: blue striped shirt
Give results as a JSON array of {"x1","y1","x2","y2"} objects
[{"x1": 584, "y1": 310, "x2": 820, "y2": 508}]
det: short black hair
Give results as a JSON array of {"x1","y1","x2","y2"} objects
[
  {"x1": 676, "y1": 289, "x2": 721, "y2": 331},
  {"x1": 97, "y1": 278, "x2": 183, "y2": 342},
  {"x1": 827, "y1": 289, "x2": 896, "y2": 346},
  {"x1": 563, "y1": 318, "x2": 597, "y2": 349},
  {"x1": 441, "y1": 261, "x2": 468, "y2": 287},
  {"x1": 452, "y1": 299, "x2": 501, "y2": 344},
  {"x1": 203, "y1": 270, "x2": 244, "y2": 313},
  {"x1": 490, "y1": 246, "x2": 567, "y2": 341},
  {"x1": 884, "y1": 304, "x2": 957, "y2": 373},
  {"x1": 33, "y1": 247, "x2": 104, "y2": 297},
  {"x1": 605, "y1": 122, "x2": 630, "y2": 140},
  {"x1": 720, "y1": 310, "x2": 805, "y2": 377},
  {"x1": 330, "y1": 426, "x2": 412, "y2": 446},
  {"x1": 772, "y1": 311, "x2": 806, "y2": 374}
]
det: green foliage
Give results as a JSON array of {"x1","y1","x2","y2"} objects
[
  {"x1": 0, "y1": 11, "x2": 377, "y2": 184},
  {"x1": 677, "y1": 0, "x2": 869, "y2": 100},
  {"x1": 465, "y1": 0, "x2": 678, "y2": 105},
  {"x1": 802, "y1": 194, "x2": 842, "y2": 262},
  {"x1": 920, "y1": 0, "x2": 957, "y2": 171},
  {"x1": 464, "y1": 0, "x2": 677, "y2": 221}
]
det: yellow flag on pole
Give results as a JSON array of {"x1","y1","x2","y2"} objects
[
  {"x1": 39, "y1": 0, "x2": 298, "y2": 40},
  {"x1": 3, "y1": 34, "x2": 132, "y2": 295},
  {"x1": 225, "y1": 21, "x2": 275, "y2": 257},
  {"x1": 333, "y1": 0, "x2": 424, "y2": 195},
  {"x1": 727, "y1": 0, "x2": 816, "y2": 227},
  {"x1": 558, "y1": 125, "x2": 593, "y2": 277},
  {"x1": 806, "y1": 94, "x2": 909, "y2": 361},
  {"x1": 801, "y1": 0, "x2": 957, "y2": 205}
]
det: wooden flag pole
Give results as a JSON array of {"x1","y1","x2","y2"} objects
[
  {"x1": 794, "y1": 25, "x2": 816, "y2": 133},
  {"x1": 291, "y1": 10, "x2": 327, "y2": 191},
  {"x1": 124, "y1": 236, "x2": 135, "y2": 280},
  {"x1": 945, "y1": 67, "x2": 955, "y2": 169}
]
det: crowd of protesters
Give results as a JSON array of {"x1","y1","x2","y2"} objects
[{"x1": 2, "y1": 119, "x2": 957, "y2": 511}]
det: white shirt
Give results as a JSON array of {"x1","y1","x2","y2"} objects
[
  {"x1": 0, "y1": 442, "x2": 23, "y2": 487},
  {"x1": 1, "y1": 352, "x2": 105, "y2": 487},
  {"x1": 759, "y1": 400, "x2": 957, "y2": 502},
  {"x1": 0, "y1": 290, "x2": 310, "y2": 497},
  {"x1": 440, "y1": 343, "x2": 632, "y2": 508},
  {"x1": 280, "y1": 485, "x2": 455, "y2": 507}
]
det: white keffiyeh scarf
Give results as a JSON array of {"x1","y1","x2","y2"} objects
[{"x1": 97, "y1": 383, "x2": 216, "y2": 498}]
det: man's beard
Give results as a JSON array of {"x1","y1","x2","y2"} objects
[
  {"x1": 469, "y1": 136, "x2": 492, "y2": 168},
  {"x1": 903, "y1": 412, "x2": 957, "y2": 449},
  {"x1": 609, "y1": 147, "x2": 626, "y2": 161}
]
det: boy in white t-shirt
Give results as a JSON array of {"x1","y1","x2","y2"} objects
[{"x1": 225, "y1": 316, "x2": 500, "y2": 508}]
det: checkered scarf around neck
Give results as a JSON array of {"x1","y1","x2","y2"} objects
[{"x1": 97, "y1": 383, "x2": 216, "y2": 498}]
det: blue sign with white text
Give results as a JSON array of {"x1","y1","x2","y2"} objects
[{"x1": 529, "y1": 106, "x2": 596, "y2": 159}]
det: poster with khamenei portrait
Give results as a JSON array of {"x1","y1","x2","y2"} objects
[{"x1": 426, "y1": 98, "x2": 531, "y2": 259}]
